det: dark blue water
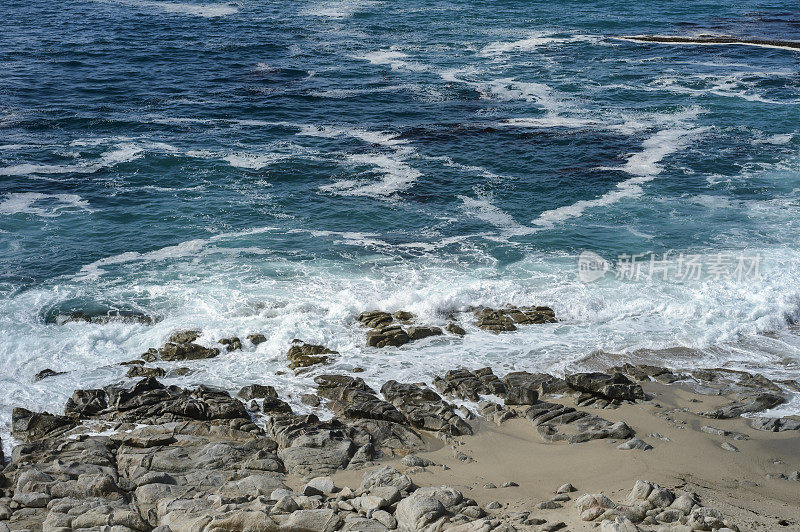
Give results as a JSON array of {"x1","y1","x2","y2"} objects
[{"x1": 2, "y1": 0, "x2": 800, "y2": 447}]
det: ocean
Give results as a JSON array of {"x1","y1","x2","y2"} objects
[{"x1": 2, "y1": 0, "x2": 800, "y2": 453}]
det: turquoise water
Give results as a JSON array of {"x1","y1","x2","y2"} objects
[{"x1": 2, "y1": 0, "x2": 800, "y2": 448}]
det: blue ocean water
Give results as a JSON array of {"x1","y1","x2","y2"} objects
[{"x1": 2, "y1": 0, "x2": 800, "y2": 448}]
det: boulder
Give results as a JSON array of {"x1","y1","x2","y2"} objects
[
  {"x1": 395, "y1": 492, "x2": 446, "y2": 532},
  {"x1": 12, "y1": 408, "x2": 77, "y2": 442},
  {"x1": 406, "y1": 326, "x2": 443, "y2": 341},
  {"x1": 64, "y1": 389, "x2": 108, "y2": 418},
  {"x1": 238, "y1": 384, "x2": 278, "y2": 401},
  {"x1": 357, "y1": 311, "x2": 394, "y2": 329},
  {"x1": 565, "y1": 372, "x2": 645, "y2": 402},
  {"x1": 366, "y1": 325, "x2": 410, "y2": 348},
  {"x1": 247, "y1": 333, "x2": 267, "y2": 345},
  {"x1": 287, "y1": 341, "x2": 337, "y2": 370},
  {"x1": 219, "y1": 336, "x2": 242, "y2": 351}
]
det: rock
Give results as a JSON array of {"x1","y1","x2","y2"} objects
[
  {"x1": 247, "y1": 333, "x2": 267, "y2": 345},
  {"x1": 537, "y1": 501, "x2": 562, "y2": 509},
  {"x1": 303, "y1": 476, "x2": 336, "y2": 496},
  {"x1": 12, "y1": 407, "x2": 77, "y2": 442},
  {"x1": 486, "y1": 501, "x2": 502, "y2": 509},
  {"x1": 617, "y1": 438, "x2": 653, "y2": 451},
  {"x1": 433, "y1": 368, "x2": 505, "y2": 401},
  {"x1": 501, "y1": 481, "x2": 518, "y2": 487},
  {"x1": 576, "y1": 493, "x2": 617, "y2": 517},
  {"x1": 272, "y1": 495, "x2": 300, "y2": 514},
  {"x1": 381, "y1": 380, "x2": 473, "y2": 436},
  {"x1": 401, "y1": 454, "x2": 434, "y2": 467},
  {"x1": 556, "y1": 483, "x2": 577, "y2": 493},
  {"x1": 358, "y1": 311, "x2": 394, "y2": 329},
  {"x1": 474, "y1": 306, "x2": 556, "y2": 332},
  {"x1": 126, "y1": 365, "x2": 166, "y2": 378},
  {"x1": 287, "y1": 341, "x2": 337, "y2": 370},
  {"x1": 406, "y1": 326, "x2": 443, "y2": 341},
  {"x1": 721, "y1": 442, "x2": 739, "y2": 452},
  {"x1": 669, "y1": 493, "x2": 699, "y2": 514},
  {"x1": 541, "y1": 523, "x2": 567, "y2": 532},
  {"x1": 699, "y1": 425, "x2": 749, "y2": 440},
  {"x1": 527, "y1": 401, "x2": 635, "y2": 443},
  {"x1": 283, "y1": 509, "x2": 343, "y2": 531},
  {"x1": 219, "y1": 336, "x2": 242, "y2": 351},
  {"x1": 504, "y1": 371, "x2": 568, "y2": 403},
  {"x1": 484, "y1": 483, "x2": 496, "y2": 489},
  {"x1": 359, "y1": 466, "x2": 413, "y2": 493},
  {"x1": 446, "y1": 323, "x2": 466, "y2": 336},
  {"x1": 647, "y1": 487, "x2": 674, "y2": 508},
  {"x1": 238, "y1": 384, "x2": 278, "y2": 401},
  {"x1": 302, "y1": 394, "x2": 321, "y2": 407},
  {"x1": 474, "y1": 309, "x2": 516, "y2": 332},
  {"x1": 64, "y1": 388, "x2": 108, "y2": 418},
  {"x1": 159, "y1": 341, "x2": 219, "y2": 361},
  {"x1": 600, "y1": 516, "x2": 640, "y2": 531},
  {"x1": 366, "y1": 325, "x2": 410, "y2": 348},
  {"x1": 565, "y1": 372, "x2": 645, "y2": 402},
  {"x1": 700, "y1": 392, "x2": 785, "y2": 419},
  {"x1": 372, "y1": 509, "x2": 397, "y2": 530},
  {"x1": 168, "y1": 330, "x2": 200, "y2": 344},
  {"x1": 33, "y1": 368, "x2": 66, "y2": 382},
  {"x1": 749, "y1": 417, "x2": 800, "y2": 432},
  {"x1": 395, "y1": 492, "x2": 445, "y2": 531}
]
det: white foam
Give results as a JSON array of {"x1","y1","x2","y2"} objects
[
  {"x1": 302, "y1": 0, "x2": 381, "y2": 19},
  {"x1": 0, "y1": 142, "x2": 147, "y2": 177},
  {"x1": 532, "y1": 125, "x2": 704, "y2": 228},
  {"x1": 0, "y1": 193, "x2": 93, "y2": 217},
  {"x1": 356, "y1": 50, "x2": 428, "y2": 72},
  {"x1": 132, "y1": 0, "x2": 238, "y2": 17},
  {"x1": 481, "y1": 32, "x2": 599, "y2": 56},
  {"x1": 322, "y1": 153, "x2": 422, "y2": 197},
  {"x1": 459, "y1": 193, "x2": 535, "y2": 236}
]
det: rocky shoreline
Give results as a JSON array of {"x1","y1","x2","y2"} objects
[{"x1": 2, "y1": 309, "x2": 800, "y2": 531}]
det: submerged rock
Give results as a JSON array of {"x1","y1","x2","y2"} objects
[
  {"x1": 33, "y1": 368, "x2": 66, "y2": 382},
  {"x1": 219, "y1": 336, "x2": 242, "y2": 351},
  {"x1": 473, "y1": 306, "x2": 556, "y2": 332},
  {"x1": 246, "y1": 333, "x2": 267, "y2": 345}
]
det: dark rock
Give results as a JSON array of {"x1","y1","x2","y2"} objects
[
  {"x1": 287, "y1": 341, "x2": 337, "y2": 370},
  {"x1": 101, "y1": 378, "x2": 250, "y2": 425},
  {"x1": 301, "y1": 394, "x2": 321, "y2": 407},
  {"x1": 33, "y1": 368, "x2": 66, "y2": 382},
  {"x1": 158, "y1": 341, "x2": 219, "y2": 362},
  {"x1": 219, "y1": 336, "x2": 242, "y2": 351},
  {"x1": 474, "y1": 309, "x2": 516, "y2": 332},
  {"x1": 445, "y1": 322, "x2": 466, "y2": 336},
  {"x1": 12, "y1": 408, "x2": 77, "y2": 442},
  {"x1": 504, "y1": 372, "x2": 568, "y2": 403},
  {"x1": 366, "y1": 325, "x2": 410, "y2": 348},
  {"x1": 64, "y1": 389, "x2": 108, "y2": 418},
  {"x1": 612, "y1": 363, "x2": 682, "y2": 384},
  {"x1": 393, "y1": 310, "x2": 414, "y2": 322},
  {"x1": 433, "y1": 368, "x2": 506, "y2": 402},
  {"x1": 701, "y1": 392, "x2": 786, "y2": 419},
  {"x1": 261, "y1": 396, "x2": 294, "y2": 415},
  {"x1": 237, "y1": 384, "x2": 278, "y2": 401},
  {"x1": 525, "y1": 401, "x2": 635, "y2": 443},
  {"x1": 474, "y1": 306, "x2": 556, "y2": 332},
  {"x1": 168, "y1": 330, "x2": 200, "y2": 344},
  {"x1": 246, "y1": 333, "x2": 267, "y2": 345},
  {"x1": 315, "y1": 374, "x2": 373, "y2": 395},
  {"x1": 357, "y1": 311, "x2": 394, "y2": 329},
  {"x1": 381, "y1": 380, "x2": 472, "y2": 436},
  {"x1": 406, "y1": 326, "x2": 443, "y2": 341},
  {"x1": 749, "y1": 417, "x2": 800, "y2": 432},
  {"x1": 126, "y1": 365, "x2": 166, "y2": 379},
  {"x1": 565, "y1": 372, "x2": 645, "y2": 402}
]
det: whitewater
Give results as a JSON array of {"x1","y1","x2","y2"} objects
[{"x1": 2, "y1": 0, "x2": 800, "y2": 455}]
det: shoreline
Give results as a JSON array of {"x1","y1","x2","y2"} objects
[{"x1": 2, "y1": 322, "x2": 799, "y2": 531}]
